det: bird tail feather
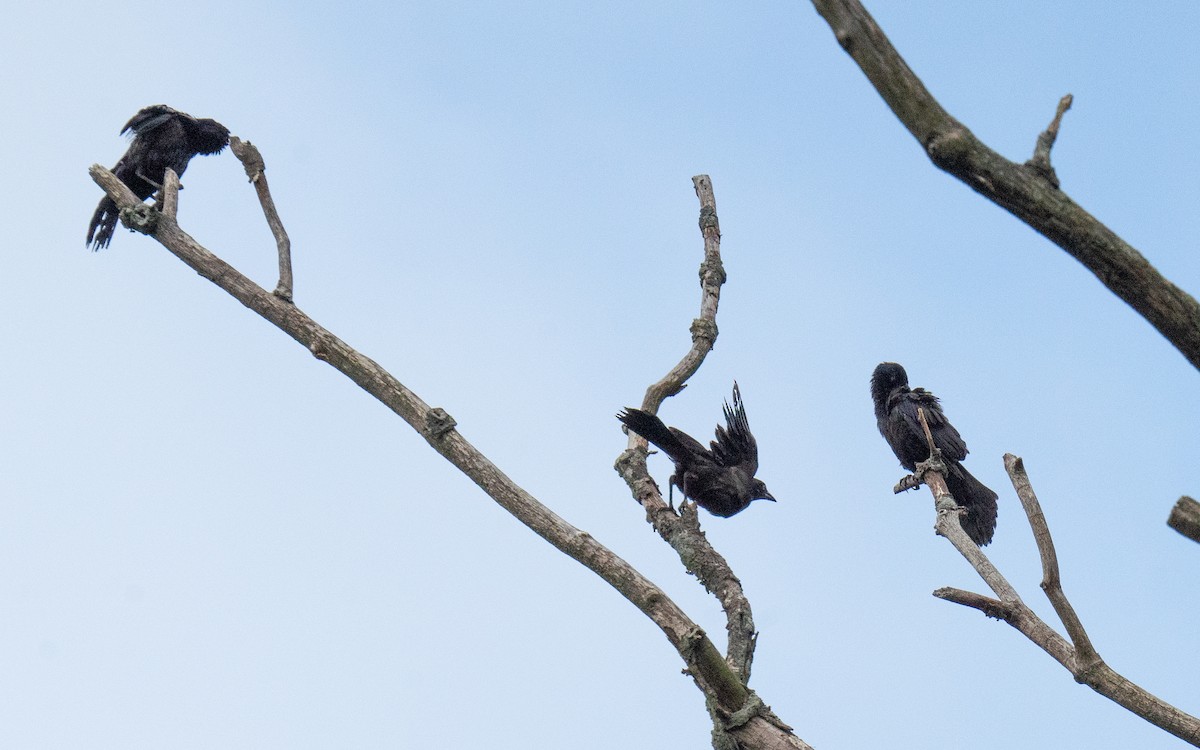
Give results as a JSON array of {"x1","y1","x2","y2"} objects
[
  {"x1": 946, "y1": 463, "x2": 999, "y2": 546},
  {"x1": 87, "y1": 198, "x2": 117, "y2": 250},
  {"x1": 617, "y1": 408, "x2": 694, "y2": 463}
]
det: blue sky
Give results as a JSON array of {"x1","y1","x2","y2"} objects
[{"x1": 2, "y1": 2, "x2": 1198, "y2": 748}]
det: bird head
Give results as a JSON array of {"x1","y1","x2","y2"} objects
[
  {"x1": 870, "y1": 362, "x2": 909, "y2": 403},
  {"x1": 751, "y1": 479, "x2": 776, "y2": 504}
]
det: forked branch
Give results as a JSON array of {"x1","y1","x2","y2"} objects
[
  {"x1": 898, "y1": 414, "x2": 1198, "y2": 744},
  {"x1": 613, "y1": 175, "x2": 801, "y2": 746},
  {"x1": 89, "y1": 163, "x2": 807, "y2": 750},
  {"x1": 810, "y1": 0, "x2": 1200, "y2": 371},
  {"x1": 229, "y1": 136, "x2": 293, "y2": 301}
]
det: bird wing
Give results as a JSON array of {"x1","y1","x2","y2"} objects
[
  {"x1": 709, "y1": 383, "x2": 759, "y2": 474},
  {"x1": 120, "y1": 105, "x2": 181, "y2": 137},
  {"x1": 893, "y1": 388, "x2": 968, "y2": 461}
]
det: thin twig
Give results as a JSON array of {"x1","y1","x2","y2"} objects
[
  {"x1": 637, "y1": 175, "x2": 725, "y2": 411},
  {"x1": 229, "y1": 137, "x2": 294, "y2": 302},
  {"x1": 1027, "y1": 94, "x2": 1073, "y2": 187},
  {"x1": 1004, "y1": 454, "x2": 1099, "y2": 667}
]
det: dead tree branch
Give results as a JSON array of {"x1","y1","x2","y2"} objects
[
  {"x1": 1027, "y1": 94, "x2": 1073, "y2": 188},
  {"x1": 229, "y1": 136, "x2": 293, "y2": 301},
  {"x1": 616, "y1": 177, "x2": 757, "y2": 681},
  {"x1": 613, "y1": 175, "x2": 803, "y2": 747},
  {"x1": 161, "y1": 168, "x2": 180, "y2": 219},
  {"x1": 898, "y1": 438, "x2": 1200, "y2": 744},
  {"x1": 810, "y1": 0, "x2": 1200, "y2": 371},
  {"x1": 89, "y1": 163, "x2": 808, "y2": 750}
]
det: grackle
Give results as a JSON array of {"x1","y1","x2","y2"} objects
[
  {"x1": 88, "y1": 105, "x2": 230, "y2": 250},
  {"x1": 871, "y1": 362, "x2": 998, "y2": 545},
  {"x1": 618, "y1": 383, "x2": 775, "y2": 517}
]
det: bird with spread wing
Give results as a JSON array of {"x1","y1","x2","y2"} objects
[
  {"x1": 87, "y1": 105, "x2": 230, "y2": 250},
  {"x1": 618, "y1": 383, "x2": 776, "y2": 517}
]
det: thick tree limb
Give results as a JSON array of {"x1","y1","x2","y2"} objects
[
  {"x1": 810, "y1": 0, "x2": 1200, "y2": 371},
  {"x1": 1168, "y1": 496, "x2": 1200, "y2": 544},
  {"x1": 900, "y1": 436, "x2": 1200, "y2": 744},
  {"x1": 90, "y1": 164, "x2": 807, "y2": 750}
]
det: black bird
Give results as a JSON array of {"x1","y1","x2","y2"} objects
[
  {"x1": 871, "y1": 362, "x2": 998, "y2": 545},
  {"x1": 617, "y1": 383, "x2": 775, "y2": 517},
  {"x1": 87, "y1": 105, "x2": 230, "y2": 250}
]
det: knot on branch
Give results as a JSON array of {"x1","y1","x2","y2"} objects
[
  {"x1": 834, "y1": 27, "x2": 854, "y2": 51},
  {"x1": 723, "y1": 692, "x2": 765, "y2": 730},
  {"x1": 425, "y1": 407, "x2": 458, "y2": 439},
  {"x1": 119, "y1": 204, "x2": 160, "y2": 236},
  {"x1": 710, "y1": 691, "x2": 792, "y2": 749},
  {"x1": 925, "y1": 125, "x2": 973, "y2": 170},
  {"x1": 679, "y1": 624, "x2": 708, "y2": 663},
  {"x1": 308, "y1": 339, "x2": 330, "y2": 361},
  {"x1": 699, "y1": 257, "x2": 728, "y2": 286},
  {"x1": 613, "y1": 447, "x2": 643, "y2": 476},
  {"x1": 690, "y1": 317, "x2": 718, "y2": 345},
  {"x1": 933, "y1": 492, "x2": 959, "y2": 513}
]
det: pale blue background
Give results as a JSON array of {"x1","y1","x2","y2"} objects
[{"x1": 2, "y1": 3, "x2": 1197, "y2": 748}]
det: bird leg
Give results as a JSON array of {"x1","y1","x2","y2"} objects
[
  {"x1": 892, "y1": 473, "x2": 922, "y2": 494},
  {"x1": 668, "y1": 475, "x2": 681, "y2": 513},
  {"x1": 916, "y1": 448, "x2": 949, "y2": 482},
  {"x1": 892, "y1": 448, "x2": 949, "y2": 495},
  {"x1": 135, "y1": 168, "x2": 165, "y2": 192}
]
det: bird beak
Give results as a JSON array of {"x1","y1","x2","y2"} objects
[{"x1": 762, "y1": 492, "x2": 777, "y2": 503}]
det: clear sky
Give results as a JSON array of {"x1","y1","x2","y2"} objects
[{"x1": 2, "y1": 2, "x2": 1198, "y2": 748}]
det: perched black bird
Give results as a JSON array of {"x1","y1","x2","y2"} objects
[
  {"x1": 618, "y1": 383, "x2": 776, "y2": 517},
  {"x1": 87, "y1": 105, "x2": 230, "y2": 250},
  {"x1": 871, "y1": 362, "x2": 998, "y2": 545}
]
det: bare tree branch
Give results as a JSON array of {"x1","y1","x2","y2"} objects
[
  {"x1": 613, "y1": 175, "x2": 803, "y2": 746},
  {"x1": 810, "y1": 0, "x2": 1200, "y2": 371},
  {"x1": 1004, "y1": 454, "x2": 1099, "y2": 667},
  {"x1": 89, "y1": 163, "x2": 808, "y2": 750},
  {"x1": 161, "y1": 168, "x2": 180, "y2": 219},
  {"x1": 901, "y1": 440, "x2": 1200, "y2": 745},
  {"x1": 1027, "y1": 94, "x2": 1073, "y2": 188},
  {"x1": 1168, "y1": 496, "x2": 1200, "y2": 544},
  {"x1": 228, "y1": 137, "x2": 294, "y2": 301},
  {"x1": 615, "y1": 176, "x2": 758, "y2": 679}
]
